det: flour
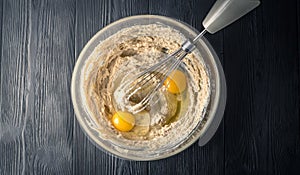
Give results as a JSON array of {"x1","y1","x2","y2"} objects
[{"x1": 82, "y1": 23, "x2": 211, "y2": 152}]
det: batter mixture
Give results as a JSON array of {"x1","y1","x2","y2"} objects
[{"x1": 82, "y1": 24, "x2": 210, "y2": 150}]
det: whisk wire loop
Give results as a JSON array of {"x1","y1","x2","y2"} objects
[{"x1": 125, "y1": 42, "x2": 194, "y2": 113}]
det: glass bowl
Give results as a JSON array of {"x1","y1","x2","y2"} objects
[{"x1": 71, "y1": 15, "x2": 226, "y2": 161}]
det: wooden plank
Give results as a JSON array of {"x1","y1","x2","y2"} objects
[
  {"x1": 148, "y1": 0, "x2": 225, "y2": 174},
  {"x1": 223, "y1": 0, "x2": 300, "y2": 174},
  {"x1": 0, "y1": 0, "x2": 2, "y2": 61},
  {"x1": 0, "y1": 0, "x2": 29, "y2": 174},
  {"x1": 223, "y1": 8, "x2": 266, "y2": 174},
  {"x1": 22, "y1": 0, "x2": 76, "y2": 174},
  {"x1": 261, "y1": 0, "x2": 300, "y2": 173},
  {"x1": 74, "y1": 0, "x2": 149, "y2": 174},
  {"x1": 298, "y1": 0, "x2": 300, "y2": 60}
]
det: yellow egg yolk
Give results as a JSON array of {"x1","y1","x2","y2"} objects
[
  {"x1": 112, "y1": 111, "x2": 135, "y2": 132},
  {"x1": 164, "y1": 69, "x2": 187, "y2": 94}
]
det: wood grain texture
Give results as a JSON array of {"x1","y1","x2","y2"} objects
[
  {"x1": 0, "y1": 0, "x2": 29, "y2": 174},
  {"x1": 0, "y1": 0, "x2": 299, "y2": 174},
  {"x1": 224, "y1": 0, "x2": 300, "y2": 174},
  {"x1": 260, "y1": 0, "x2": 300, "y2": 174},
  {"x1": 23, "y1": 0, "x2": 75, "y2": 174},
  {"x1": 223, "y1": 8, "x2": 265, "y2": 174},
  {"x1": 0, "y1": 0, "x2": 76, "y2": 173},
  {"x1": 74, "y1": 0, "x2": 149, "y2": 175}
]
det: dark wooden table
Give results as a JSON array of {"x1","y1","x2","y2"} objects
[{"x1": 0, "y1": 0, "x2": 299, "y2": 174}]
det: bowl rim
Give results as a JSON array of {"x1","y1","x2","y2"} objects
[{"x1": 71, "y1": 14, "x2": 226, "y2": 161}]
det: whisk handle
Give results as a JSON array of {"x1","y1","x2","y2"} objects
[{"x1": 203, "y1": 0, "x2": 260, "y2": 34}]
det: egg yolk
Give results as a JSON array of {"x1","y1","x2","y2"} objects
[
  {"x1": 112, "y1": 111, "x2": 135, "y2": 132},
  {"x1": 164, "y1": 69, "x2": 187, "y2": 94}
]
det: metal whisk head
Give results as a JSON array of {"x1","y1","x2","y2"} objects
[{"x1": 124, "y1": 40, "x2": 195, "y2": 114}]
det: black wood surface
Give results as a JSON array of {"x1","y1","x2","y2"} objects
[{"x1": 0, "y1": 0, "x2": 299, "y2": 174}]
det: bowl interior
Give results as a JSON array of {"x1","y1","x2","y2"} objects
[{"x1": 71, "y1": 15, "x2": 225, "y2": 161}]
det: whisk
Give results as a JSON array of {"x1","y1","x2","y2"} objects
[{"x1": 124, "y1": 0, "x2": 260, "y2": 114}]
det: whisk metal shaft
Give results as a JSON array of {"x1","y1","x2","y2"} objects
[{"x1": 124, "y1": 30, "x2": 207, "y2": 113}]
